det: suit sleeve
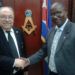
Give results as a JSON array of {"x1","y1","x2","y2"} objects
[
  {"x1": 28, "y1": 43, "x2": 47, "y2": 65},
  {"x1": 0, "y1": 55, "x2": 14, "y2": 71},
  {"x1": 28, "y1": 28, "x2": 53, "y2": 65}
]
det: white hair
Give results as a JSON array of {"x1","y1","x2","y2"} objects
[
  {"x1": 51, "y1": 2, "x2": 65, "y2": 10},
  {"x1": 0, "y1": 6, "x2": 14, "y2": 15}
]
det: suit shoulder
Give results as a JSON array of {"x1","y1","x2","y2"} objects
[
  {"x1": 69, "y1": 22, "x2": 75, "y2": 38},
  {"x1": 13, "y1": 27, "x2": 23, "y2": 33},
  {"x1": 71, "y1": 22, "x2": 75, "y2": 30}
]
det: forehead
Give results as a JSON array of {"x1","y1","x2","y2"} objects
[
  {"x1": 0, "y1": 7, "x2": 14, "y2": 15},
  {"x1": 51, "y1": 7, "x2": 63, "y2": 13},
  {"x1": 51, "y1": 3, "x2": 64, "y2": 13}
]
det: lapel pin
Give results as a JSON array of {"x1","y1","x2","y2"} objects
[
  {"x1": 64, "y1": 36, "x2": 66, "y2": 39},
  {"x1": 16, "y1": 31, "x2": 19, "y2": 34}
]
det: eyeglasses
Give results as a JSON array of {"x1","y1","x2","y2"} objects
[{"x1": 0, "y1": 15, "x2": 14, "y2": 20}]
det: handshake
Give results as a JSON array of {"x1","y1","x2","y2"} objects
[{"x1": 14, "y1": 57, "x2": 30, "y2": 70}]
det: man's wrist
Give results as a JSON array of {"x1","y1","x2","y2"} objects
[{"x1": 26, "y1": 58, "x2": 30, "y2": 66}]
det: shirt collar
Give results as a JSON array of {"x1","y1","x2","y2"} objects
[
  {"x1": 3, "y1": 28, "x2": 14, "y2": 33},
  {"x1": 10, "y1": 28, "x2": 14, "y2": 33},
  {"x1": 55, "y1": 18, "x2": 68, "y2": 31}
]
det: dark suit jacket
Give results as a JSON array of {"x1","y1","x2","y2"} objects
[
  {"x1": 0, "y1": 27, "x2": 26, "y2": 75},
  {"x1": 29, "y1": 20, "x2": 75, "y2": 75}
]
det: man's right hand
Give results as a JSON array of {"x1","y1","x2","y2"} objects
[{"x1": 14, "y1": 58, "x2": 26, "y2": 70}]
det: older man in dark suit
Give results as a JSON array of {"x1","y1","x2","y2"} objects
[
  {"x1": 24, "y1": 2, "x2": 75, "y2": 75},
  {"x1": 0, "y1": 7, "x2": 26, "y2": 75}
]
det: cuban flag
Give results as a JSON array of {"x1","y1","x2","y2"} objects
[
  {"x1": 41, "y1": 0, "x2": 52, "y2": 43},
  {"x1": 41, "y1": 0, "x2": 52, "y2": 75},
  {"x1": 41, "y1": 0, "x2": 48, "y2": 43}
]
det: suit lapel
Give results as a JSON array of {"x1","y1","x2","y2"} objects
[
  {"x1": 56, "y1": 21, "x2": 72, "y2": 53},
  {"x1": 13, "y1": 27, "x2": 22, "y2": 56},
  {"x1": 0, "y1": 28, "x2": 9, "y2": 47},
  {"x1": 0, "y1": 28, "x2": 14, "y2": 56},
  {"x1": 48, "y1": 28, "x2": 57, "y2": 57},
  {"x1": 13, "y1": 27, "x2": 20, "y2": 49}
]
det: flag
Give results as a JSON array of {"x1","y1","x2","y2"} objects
[
  {"x1": 41, "y1": 0, "x2": 52, "y2": 75},
  {"x1": 41, "y1": 0, "x2": 52, "y2": 43},
  {"x1": 41, "y1": 0, "x2": 48, "y2": 43}
]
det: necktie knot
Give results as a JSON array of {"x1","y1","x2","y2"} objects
[{"x1": 6, "y1": 31, "x2": 10, "y2": 34}]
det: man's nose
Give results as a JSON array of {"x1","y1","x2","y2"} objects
[
  {"x1": 6, "y1": 17, "x2": 9, "y2": 21},
  {"x1": 52, "y1": 15, "x2": 58, "y2": 20}
]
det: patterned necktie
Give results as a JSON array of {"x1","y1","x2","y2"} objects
[{"x1": 6, "y1": 31, "x2": 18, "y2": 58}]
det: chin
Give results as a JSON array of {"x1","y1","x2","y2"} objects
[{"x1": 4, "y1": 28, "x2": 11, "y2": 31}]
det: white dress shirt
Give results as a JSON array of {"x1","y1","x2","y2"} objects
[
  {"x1": 3, "y1": 28, "x2": 20, "y2": 58},
  {"x1": 49, "y1": 19, "x2": 68, "y2": 73}
]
